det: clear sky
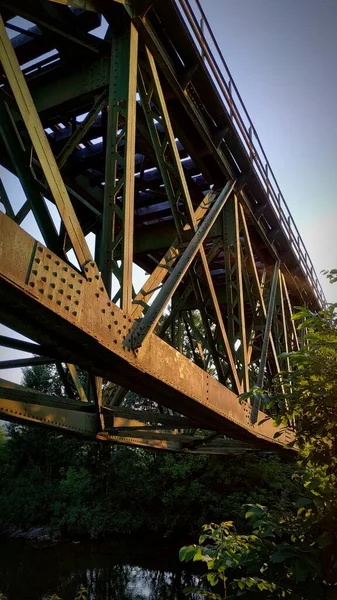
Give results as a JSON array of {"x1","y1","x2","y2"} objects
[
  {"x1": 203, "y1": 0, "x2": 337, "y2": 302},
  {"x1": 1, "y1": 0, "x2": 337, "y2": 385}
]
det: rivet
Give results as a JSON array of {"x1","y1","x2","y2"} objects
[
  {"x1": 35, "y1": 258, "x2": 40, "y2": 264},
  {"x1": 114, "y1": 340, "x2": 117, "y2": 344},
  {"x1": 37, "y1": 246, "x2": 43, "y2": 252},
  {"x1": 55, "y1": 260, "x2": 60, "y2": 266},
  {"x1": 76, "y1": 290, "x2": 81, "y2": 295},
  {"x1": 56, "y1": 300, "x2": 61, "y2": 305},
  {"x1": 114, "y1": 320, "x2": 118, "y2": 325},
  {"x1": 118, "y1": 329, "x2": 121, "y2": 334},
  {"x1": 71, "y1": 272, "x2": 75, "y2": 278},
  {"x1": 88, "y1": 277, "x2": 92, "y2": 282},
  {"x1": 52, "y1": 272, "x2": 57, "y2": 277},
  {"x1": 128, "y1": 319, "x2": 132, "y2": 323},
  {"x1": 58, "y1": 289, "x2": 64, "y2": 294},
  {"x1": 72, "y1": 311, "x2": 77, "y2": 316},
  {"x1": 69, "y1": 284, "x2": 73, "y2": 289},
  {"x1": 66, "y1": 295, "x2": 71, "y2": 300},
  {"x1": 61, "y1": 278, "x2": 66, "y2": 283},
  {"x1": 29, "y1": 282, "x2": 35, "y2": 287},
  {"x1": 46, "y1": 253, "x2": 51, "y2": 259},
  {"x1": 102, "y1": 308, "x2": 105, "y2": 313},
  {"x1": 32, "y1": 269, "x2": 38, "y2": 276},
  {"x1": 95, "y1": 293, "x2": 99, "y2": 298},
  {"x1": 107, "y1": 302, "x2": 111, "y2": 307},
  {"x1": 38, "y1": 289, "x2": 44, "y2": 294},
  {"x1": 123, "y1": 315, "x2": 126, "y2": 319},
  {"x1": 78, "y1": 280, "x2": 83, "y2": 284},
  {"x1": 100, "y1": 287, "x2": 104, "y2": 292},
  {"x1": 111, "y1": 311, "x2": 114, "y2": 316},
  {"x1": 65, "y1": 306, "x2": 69, "y2": 311},
  {"x1": 74, "y1": 300, "x2": 79, "y2": 306},
  {"x1": 95, "y1": 275, "x2": 99, "y2": 280},
  {"x1": 48, "y1": 294, "x2": 53, "y2": 300},
  {"x1": 44, "y1": 265, "x2": 49, "y2": 271},
  {"x1": 91, "y1": 262, "x2": 95, "y2": 267},
  {"x1": 85, "y1": 267, "x2": 89, "y2": 272},
  {"x1": 123, "y1": 325, "x2": 126, "y2": 329},
  {"x1": 50, "y1": 283, "x2": 55, "y2": 289},
  {"x1": 41, "y1": 276, "x2": 47, "y2": 282},
  {"x1": 63, "y1": 266, "x2": 68, "y2": 272},
  {"x1": 108, "y1": 324, "x2": 111, "y2": 329}
]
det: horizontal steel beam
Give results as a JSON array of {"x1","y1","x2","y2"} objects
[
  {"x1": 0, "y1": 357, "x2": 54, "y2": 369},
  {"x1": 0, "y1": 378, "x2": 97, "y2": 435},
  {"x1": 0, "y1": 379, "x2": 292, "y2": 454},
  {"x1": 0, "y1": 212, "x2": 294, "y2": 451},
  {"x1": 103, "y1": 406, "x2": 201, "y2": 429}
]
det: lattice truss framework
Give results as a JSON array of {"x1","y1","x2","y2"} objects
[{"x1": 0, "y1": 0, "x2": 320, "y2": 454}]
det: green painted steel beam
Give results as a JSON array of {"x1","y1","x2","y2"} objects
[{"x1": 0, "y1": 378, "x2": 98, "y2": 435}]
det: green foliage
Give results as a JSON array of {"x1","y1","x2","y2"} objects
[
  {"x1": 180, "y1": 508, "x2": 321, "y2": 598},
  {"x1": 0, "y1": 361, "x2": 300, "y2": 539},
  {"x1": 181, "y1": 277, "x2": 337, "y2": 598},
  {"x1": 0, "y1": 419, "x2": 299, "y2": 539},
  {"x1": 0, "y1": 594, "x2": 81, "y2": 600},
  {"x1": 43, "y1": 588, "x2": 87, "y2": 600},
  {"x1": 0, "y1": 584, "x2": 90, "y2": 600}
]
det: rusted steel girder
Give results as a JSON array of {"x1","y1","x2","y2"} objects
[{"x1": 0, "y1": 212, "x2": 294, "y2": 450}]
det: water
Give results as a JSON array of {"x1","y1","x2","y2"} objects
[{"x1": 0, "y1": 538, "x2": 201, "y2": 600}]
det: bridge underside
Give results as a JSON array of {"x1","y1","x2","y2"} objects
[{"x1": 0, "y1": 0, "x2": 323, "y2": 453}]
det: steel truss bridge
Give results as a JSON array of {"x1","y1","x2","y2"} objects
[{"x1": 0, "y1": 0, "x2": 324, "y2": 454}]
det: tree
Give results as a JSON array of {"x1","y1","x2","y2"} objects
[{"x1": 180, "y1": 274, "x2": 337, "y2": 598}]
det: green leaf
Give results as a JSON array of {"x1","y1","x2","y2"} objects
[
  {"x1": 207, "y1": 572, "x2": 219, "y2": 586},
  {"x1": 179, "y1": 545, "x2": 197, "y2": 562},
  {"x1": 295, "y1": 496, "x2": 313, "y2": 508}
]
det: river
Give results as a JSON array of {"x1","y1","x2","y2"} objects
[{"x1": 0, "y1": 537, "x2": 201, "y2": 600}]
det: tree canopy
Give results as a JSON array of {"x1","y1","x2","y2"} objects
[{"x1": 180, "y1": 275, "x2": 337, "y2": 599}]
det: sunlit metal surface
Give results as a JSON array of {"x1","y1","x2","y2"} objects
[{"x1": 0, "y1": 0, "x2": 322, "y2": 454}]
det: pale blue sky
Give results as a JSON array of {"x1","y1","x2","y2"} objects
[
  {"x1": 204, "y1": 0, "x2": 337, "y2": 301},
  {"x1": 1, "y1": 0, "x2": 337, "y2": 385}
]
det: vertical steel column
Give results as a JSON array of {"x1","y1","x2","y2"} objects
[
  {"x1": 100, "y1": 22, "x2": 138, "y2": 311},
  {"x1": 281, "y1": 273, "x2": 300, "y2": 351},
  {"x1": 251, "y1": 261, "x2": 280, "y2": 423},
  {"x1": 234, "y1": 195, "x2": 249, "y2": 391},
  {"x1": 279, "y1": 271, "x2": 290, "y2": 373},
  {"x1": 223, "y1": 197, "x2": 237, "y2": 352},
  {"x1": 239, "y1": 204, "x2": 280, "y2": 373}
]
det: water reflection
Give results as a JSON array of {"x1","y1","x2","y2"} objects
[{"x1": 0, "y1": 539, "x2": 200, "y2": 600}]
